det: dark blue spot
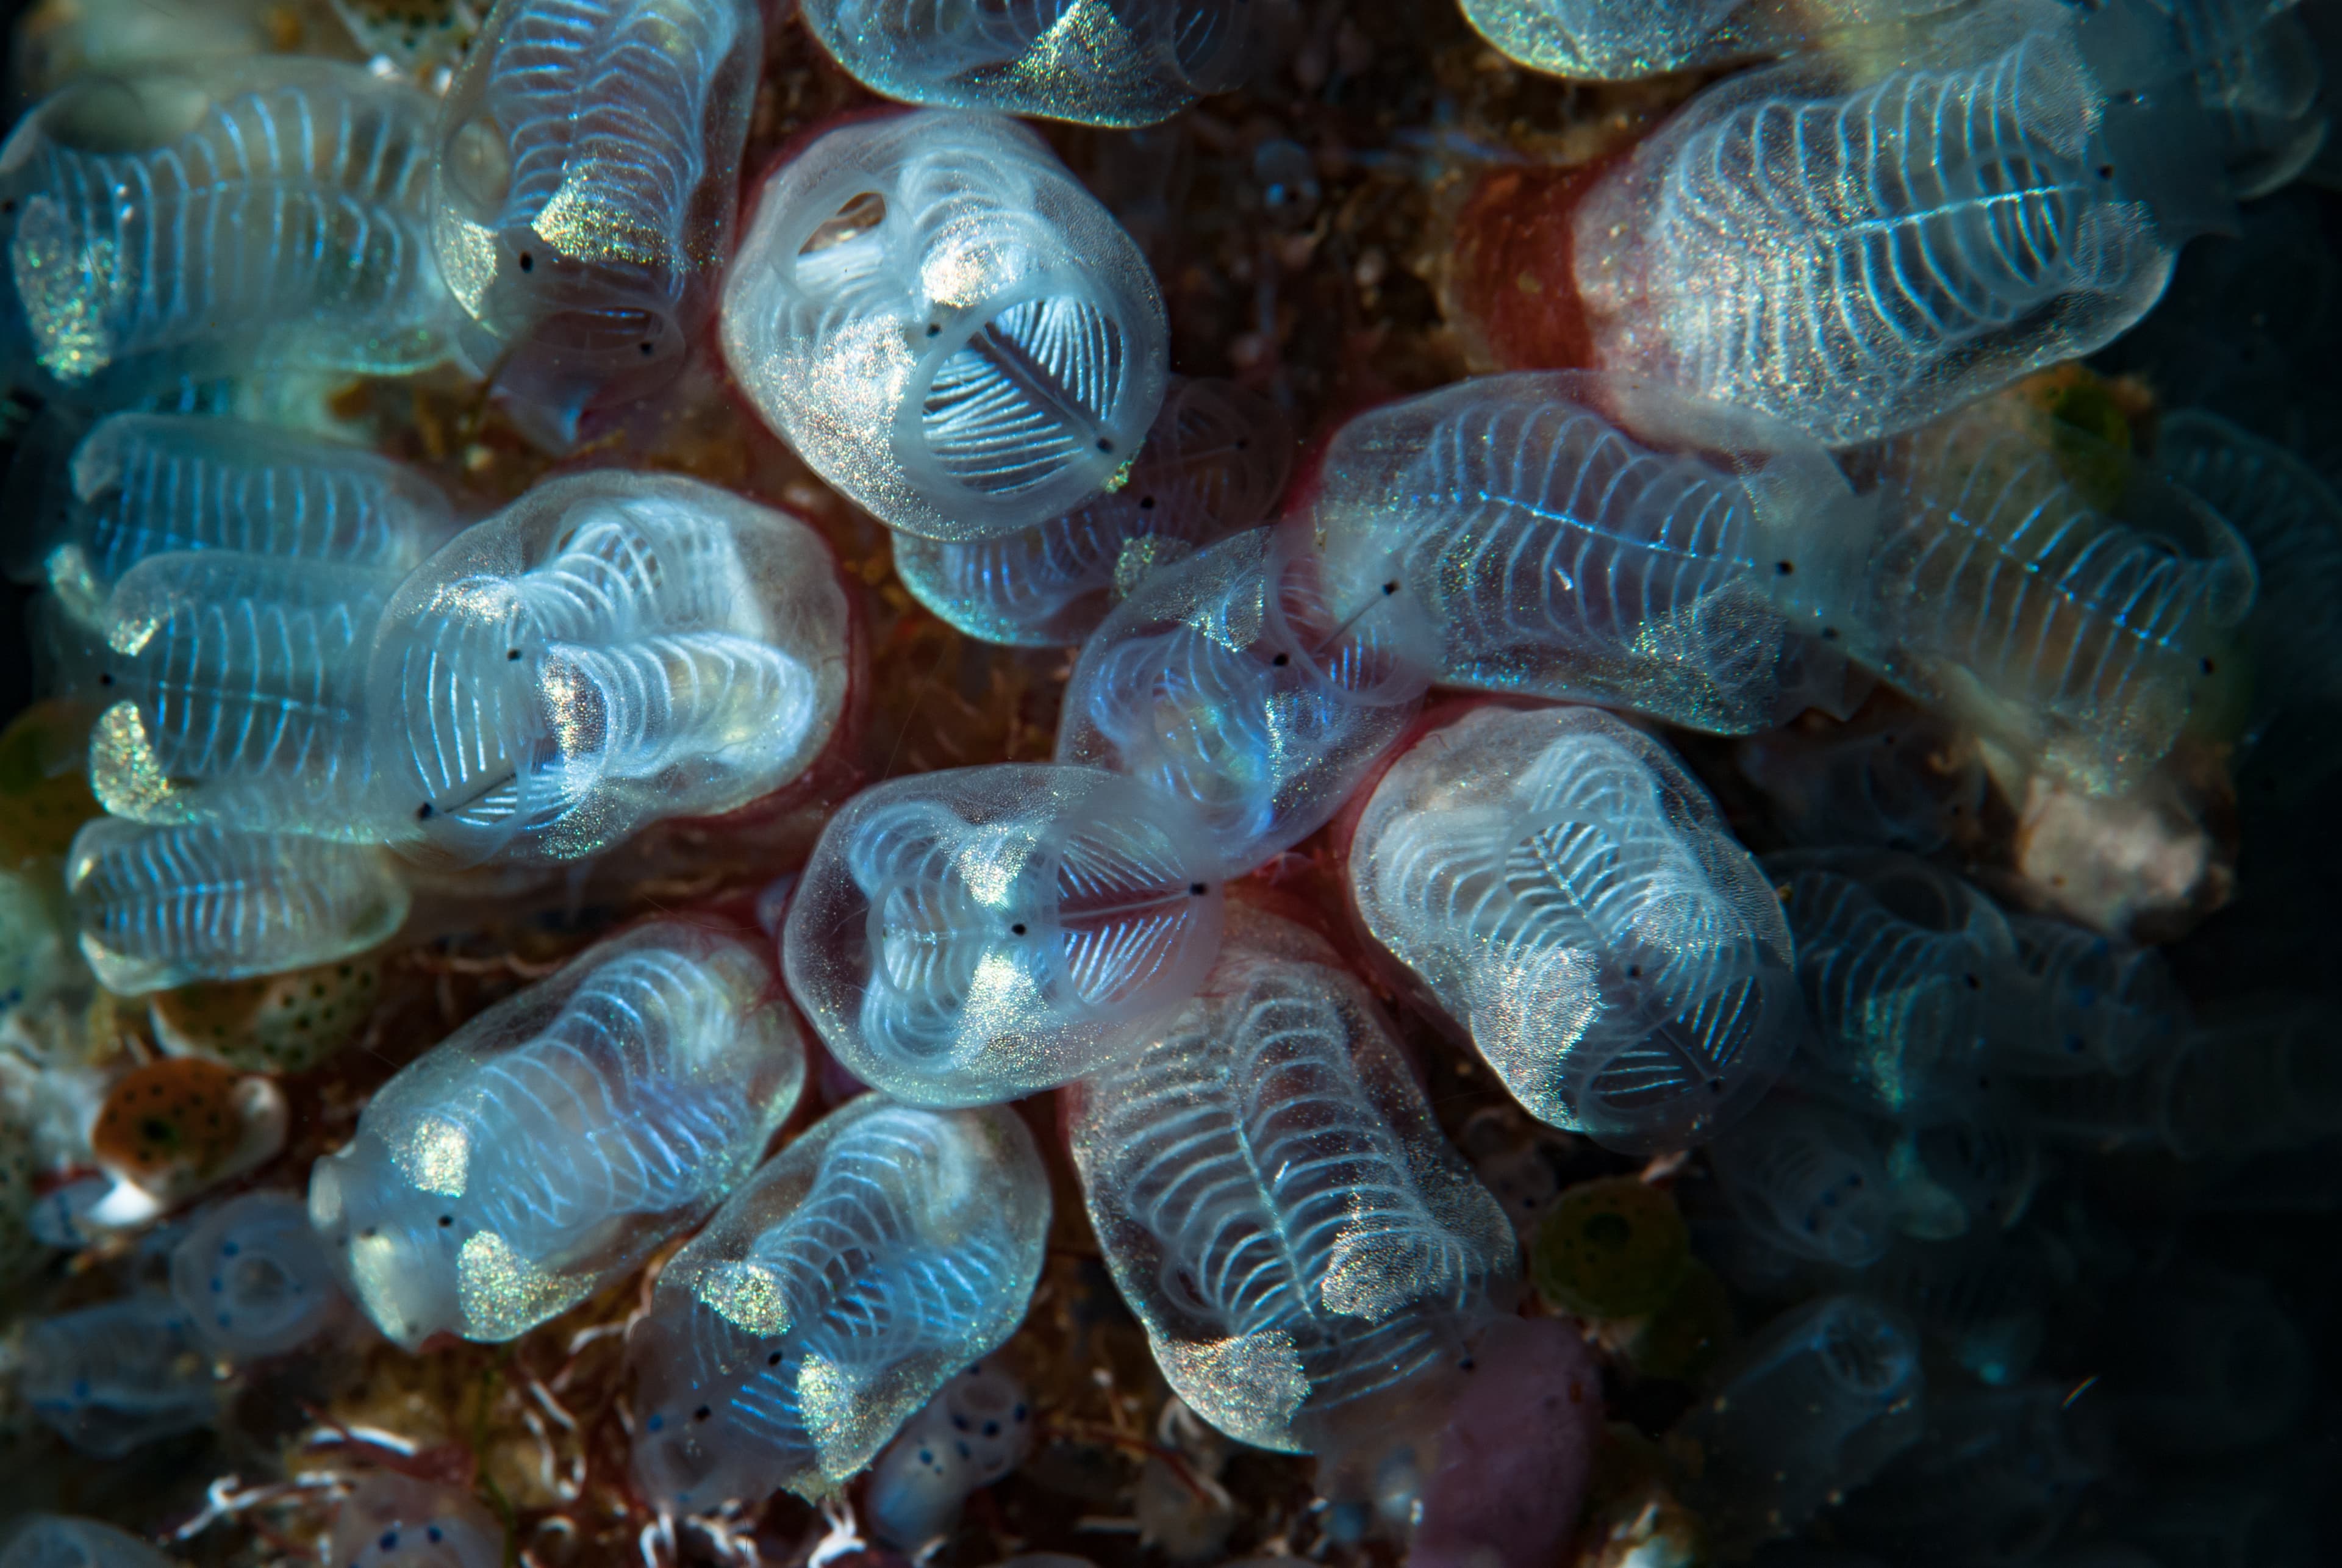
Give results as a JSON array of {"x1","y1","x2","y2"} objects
[
  {"x1": 956, "y1": 1440, "x2": 972, "y2": 1460},
  {"x1": 72, "y1": 1379, "x2": 90, "y2": 1399},
  {"x1": 210, "y1": 1276, "x2": 224, "y2": 1293},
  {"x1": 919, "y1": 1448, "x2": 933, "y2": 1464},
  {"x1": 1012, "y1": 1404, "x2": 1027, "y2": 1421},
  {"x1": 982, "y1": 1420, "x2": 999, "y2": 1437},
  {"x1": 222, "y1": 1242, "x2": 240, "y2": 1257},
  {"x1": 379, "y1": 1533, "x2": 398, "y2": 1552},
  {"x1": 647, "y1": 1413, "x2": 665, "y2": 1432},
  {"x1": 428, "y1": 1527, "x2": 443, "y2": 1544},
  {"x1": 952, "y1": 1414, "x2": 969, "y2": 1431}
]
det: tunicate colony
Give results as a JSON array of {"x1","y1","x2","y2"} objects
[{"x1": 0, "y1": 0, "x2": 2333, "y2": 1565}]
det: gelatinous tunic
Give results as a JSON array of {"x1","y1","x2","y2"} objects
[
  {"x1": 1, "y1": 1516, "x2": 185, "y2": 1568},
  {"x1": 0, "y1": 60, "x2": 451, "y2": 393},
  {"x1": 629, "y1": 1097, "x2": 1048, "y2": 1511},
  {"x1": 784, "y1": 764, "x2": 1224, "y2": 1106},
  {"x1": 801, "y1": 0, "x2": 1258, "y2": 128},
  {"x1": 369, "y1": 471, "x2": 851, "y2": 867},
  {"x1": 66, "y1": 819, "x2": 410, "y2": 993},
  {"x1": 1347, "y1": 704, "x2": 1802, "y2": 1151},
  {"x1": 1309, "y1": 372, "x2": 1869, "y2": 734},
  {"x1": 309, "y1": 921, "x2": 805, "y2": 1348},
  {"x1": 23, "y1": 1294, "x2": 216, "y2": 1456},
  {"x1": 1573, "y1": 1, "x2": 2209, "y2": 445},
  {"x1": 722, "y1": 110, "x2": 1169, "y2": 543},
  {"x1": 1069, "y1": 909, "x2": 1520, "y2": 1453},
  {"x1": 431, "y1": 0, "x2": 759, "y2": 445},
  {"x1": 168, "y1": 1190, "x2": 343, "y2": 1359}
]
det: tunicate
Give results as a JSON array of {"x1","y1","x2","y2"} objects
[
  {"x1": 430, "y1": 0, "x2": 761, "y2": 447},
  {"x1": 326, "y1": 1475, "x2": 503, "y2": 1568},
  {"x1": 801, "y1": 0, "x2": 1259, "y2": 127},
  {"x1": 892, "y1": 377, "x2": 1292, "y2": 647},
  {"x1": 2097, "y1": 1271, "x2": 2309, "y2": 1453},
  {"x1": 22, "y1": 1293, "x2": 216, "y2": 1455},
  {"x1": 1835, "y1": 1384, "x2": 2100, "y2": 1566},
  {"x1": 1573, "y1": 0, "x2": 2224, "y2": 445},
  {"x1": 0, "y1": 1517, "x2": 183, "y2": 1568},
  {"x1": 1708, "y1": 1098, "x2": 1895, "y2": 1269},
  {"x1": 1308, "y1": 372, "x2": 1868, "y2": 734},
  {"x1": 1346, "y1": 703, "x2": 1802, "y2": 1150},
  {"x1": 628, "y1": 1097, "x2": 1048, "y2": 1512},
  {"x1": 1457, "y1": 0, "x2": 1956, "y2": 81},
  {"x1": 308, "y1": 919, "x2": 806, "y2": 1348},
  {"x1": 168, "y1": 1190, "x2": 343, "y2": 1358},
  {"x1": 1057, "y1": 528, "x2": 1425, "y2": 875},
  {"x1": 865, "y1": 1359, "x2": 1034, "y2": 1549},
  {"x1": 721, "y1": 110, "x2": 1169, "y2": 543},
  {"x1": 782, "y1": 764, "x2": 1225, "y2": 1107},
  {"x1": 1861, "y1": 1232, "x2": 2051, "y2": 1386},
  {"x1": 1735, "y1": 707, "x2": 1987, "y2": 855},
  {"x1": 1988, "y1": 913, "x2": 2183, "y2": 1077},
  {"x1": 2141, "y1": 0, "x2": 2329, "y2": 199},
  {"x1": 368, "y1": 470, "x2": 850, "y2": 868},
  {"x1": 0, "y1": 60, "x2": 451, "y2": 394},
  {"x1": 67, "y1": 819, "x2": 410, "y2": 993}
]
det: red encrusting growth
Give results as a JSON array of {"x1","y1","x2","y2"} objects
[{"x1": 1445, "y1": 152, "x2": 1628, "y2": 376}]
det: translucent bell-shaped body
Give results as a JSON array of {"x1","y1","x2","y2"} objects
[
  {"x1": 1851, "y1": 397, "x2": 2257, "y2": 792},
  {"x1": 327, "y1": 1475, "x2": 504, "y2": 1568},
  {"x1": 22, "y1": 1293, "x2": 216, "y2": 1455},
  {"x1": 1067, "y1": 907, "x2": 1520, "y2": 1455},
  {"x1": 37, "y1": 413, "x2": 456, "y2": 629},
  {"x1": 1987, "y1": 912, "x2": 2185, "y2": 1077},
  {"x1": 628, "y1": 1097, "x2": 1048, "y2": 1512},
  {"x1": 1861, "y1": 1232, "x2": 2053, "y2": 1387},
  {"x1": 1058, "y1": 528, "x2": 1427, "y2": 875},
  {"x1": 2098, "y1": 1270, "x2": 2309, "y2": 1454},
  {"x1": 720, "y1": 110, "x2": 1169, "y2": 543},
  {"x1": 430, "y1": 0, "x2": 760, "y2": 448},
  {"x1": 1572, "y1": 0, "x2": 2221, "y2": 446},
  {"x1": 1880, "y1": 1097, "x2": 2041, "y2": 1240},
  {"x1": 1458, "y1": 0, "x2": 1960, "y2": 81},
  {"x1": 368, "y1": 471, "x2": 850, "y2": 867},
  {"x1": 1766, "y1": 849, "x2": 2016, "y2": 1120},
  {"x1": 801, "y1": 0, "x2": 1259, "y2": 127},
  {"x1": 865, "y1": 1359, "x2": 1034, "y2": 1550},
  {"x1": 0, "y1": 1517, "x2": 184, "y2": 1568},
  {"x1": 2160, "y1": 409, "x2": 2342, "y2": 712},
  {"x1": 1674, "y1": 1294, "x2": 1925, "y2": 1552},
  {"x1": 308, "y1": 920, "x2": 805, "y2": 1348},
  {"x1": 783, "y1": 764, "x2": 1225, "y2": 1107},
  {"x1": 1835, "y1": 1384, "x2": 2100, "y2": 1566},
  {"x1": 67, "y1": 819, "x2": 410, "y2": 993},
  {"x1": 1735, "y1": 706, "x2": 1987, "y2": 855},
  {"x1": 1308, "y1": 372, "x2": 1869, "y2": 734},
  {"x1": 2141, "y1": 0, "x2": 2328, "y2": 198},
  {"x1": 168, "y1": 1190, "x2": 343, "y2": 1359},
  {"x1": 892, "y1": 376, "x2": 1292, "y2": 646},
  {"x1": 1347, "y1": 704, "x2": 1802, "y2": 1151},
  {"x1": 1708, "y1": 1098, "x2": 1895, "y2": 1269},
  {"x1": 0, "y1": 60, "x2": 452, "y2": 394},
  {"x1": 72, "y1": 551, "x2": 392, "y2": 837}
]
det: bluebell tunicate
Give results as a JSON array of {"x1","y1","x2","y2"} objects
[
  {"x1": 168, "y1": 1190, "x2": 343, "y2": 1359},
  {"x1": 1573, "y1": 0, "x2": 2225, "y2": 445},
  {"x1": 1067, "y1": 907, "x2": 1520, "y2": 1456},
  {"x1": 892, "y1": 377, "x2": 1292, "y2": 647},
  {"x1": 1707, "y1": 1098, "x2": 1895, "y2": 1269},
  {"x1": 628, "y1": 1097, "x2": 1048, "y2": 1513},
  {"x1": 2140, "y1": 0, "x2": 2328, "y2": 199},
  {"x1": 720, "y1": 110, "x2": 1169, "y2": 543},
  {"x1": 865, "y1": 1359, "x2": 1034, "y2": 1549},
  {"x1": 1672, "y1": 1294, "x2": 1925, "y2": 1552},
  {"x1": 33, "y1": 413, "x2": 456, "y2": 630},
  {"x1": 1735, "y1": 708, "x2": 1987, "y2": 856},
  {"x1": 1835, "y1": 1384, "x2": 2100, "y2": 1566},
  {"x1": 367, "y1": 471, "x2": 851, "y2": 867},
  {"x1": 66, "y1": 819, "x2": 411, "y2": 993},
  {"x1": 1765, "y1": 849, "x2": 2015, "y2": 1120},
  {"x1": 1849, "y1": 397, "x2": 2257, "y2": 792},
  {"x1": 1346, "y1": 703, "x2": 1803, "y2": 1151},
  {"x1": 0, "y1": 1517, "x2": 183, "y2": 1568},
  {"x1": 1457, "y1": 0, "x2": 1958, "y2": 81},
  {"x1": 782, "y1": 764, "x2": 1225, "y2": 1107},
  {"x1": 1307, "y1": 372, "x2": 1868, "y2": 734},
  {"x1": 801, "y1": 0, "x2": 1260, "y2": 127},
  {"x1": 307, "y1": 919, "x2": 806, "y2": 1348},
  {"x1": 326, "y1": 1475, "x2": 504, "y2": 1568},
  {"x1": 21, "y1": 1293, "x2": 216, "y2": 1455},
  {"x1": 1860, "y1": 1233, "x2": 2054, "y2": 1387},
  {"x1": 1988, "y1": 912, "x2": 2184, "y2": 1077},
  {"x1": 0, "y1": 60, "x2": 452, "y2": 394},
  {"x1": 1056, "y1": 527, "x2": 1426, "y2": 876},
  {"x1": 429, "y1": 0, "x2": 760, "y2": 448}
]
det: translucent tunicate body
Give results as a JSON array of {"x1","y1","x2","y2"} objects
[
  {"x1": 22, "y1": 1293, "x2": 216, "y2": 1455},
  {"x1": 1458, "y1": 0, "x2": 1958, "y2": 81},
  {"x1": 1881, "y1": 1098, "x2": 2041, "y2": 1239},
  {"x1": 1069, "y1": 908, "x2": 1520, "y2": 1454},
  {"x1": 367, "y1": 471, "x2": 851, "y2": 867},
  {"x1": 892, "y1": 377, "x2": 1292, "y2": 647},
  {"x1": 783, "y1": 764, "x2": 1225, "y2": 1107},
  {"x1": 865, "y1": 1359, "x2": 1034, "y2": 1549},
  {"x1": 628, "y1": 1097, "x2": 1048, "y2": 1511},
  {"x1": 720, "y1": 110, "x2": 1169, "y2": 543},
  {"x1": 1860, "y1": 1232, "x2": 2053, "y2": 1386},
  {"x1": 1852, "y1": 398, "x2": 2257, "y2": 792},
  {"x1": 1310, "y1": 373, "x2": 1868, "y2": 734},
  {"x1": 308, "y1": 920, "x2": 806, "y2": 1348},
  {"x1": 1347, "y1": 704, "x2": 1803, "y2": 1150},
  {"x1": 66, "y1": 819, "x2": 410, "y2": 993},
  {"x1": 430, "y1": 0, "x2": 760, "y2": 447},
  {"x1": 2143, "y1": 0, "x2": 2328, "y2": 198},
  {"x1": 327, "y1": 1475, "x2": 504, "y2": 1568},
  {"x1": 801, "y1": 0, "x2": 1258, "y2": 127},
  {"x1": 33, "y1": 414, "x2": 456, "y2": 629},
  {"x1": 1766, "y1": 849, "x2": 2015, "y2": 1120},
  {"x1": 1673, "y1": 1294, "x2": 1925, "y2": 1552},
  {"x1": 1835, "y1": 1384, "x2": 2100, "y2": 1566},
  {"x1": 1057, "y1": 528, "x2": 1425, "y2": 875},
  {"x1": 0, "y1": 1517, "x2": 183, "y2": 1568},
  {"x1": 1572, "y1": 1, "x2": 2217, "y2": 445},
  {"x1": 1735, "y1": 707, "x2": 1988, "y2": 855},
  {"x1": 1988, "y1": 913, "x2": 2183, "y2": 1076},
  {"x1": 1708, "y1": 1098, "x2": 1894, "y2": 1268},
  {"x1": 2098, "y1": 1271, "x2": 2308, "y2": 1453},
  {"x1": 0, "y1": 60, "x2": 451, "y2": 394},
  {"x1": 168, "y1": 1190, "x2": 343, "y2": 1358}
]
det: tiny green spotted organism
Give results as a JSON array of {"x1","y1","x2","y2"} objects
[
  {"x1": 1530, "y1": 1175, "x2": 1690, "y2": 1320},
  {"x1": 149, "y1": 957, "x2": 384, "y2": 1073}
]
